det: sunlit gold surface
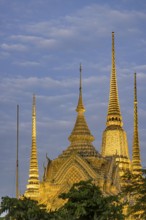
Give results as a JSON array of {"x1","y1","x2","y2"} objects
[
  {"x1": 101, "y1": 32, "x2": 130, "y2": 175},
  {"x1": 24, "y1": 34, "x2": 142, "y2": 212},
  {"x1": 37, "y1": 65, "x2": 120, "y2": 210},
  {"x1": 132, "y1": 73, "x2": 142, "y2": 174},
  {"x1": 25, "y1": 95, "x2": 39, "y2": 199}
]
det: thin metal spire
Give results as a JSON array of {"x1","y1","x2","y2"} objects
[
  {"x1": 132, "y1": 73, "x2": 142, "y2": 174},
  {"x1": 16, "y1": 105, "x2": 19, "y2": 199},
  {"x1": 79, "y1": 63, "x2": 82, "y2": 92},
  {"x1": 106, "y1": 32, "x2": 123, "y2": 127}
]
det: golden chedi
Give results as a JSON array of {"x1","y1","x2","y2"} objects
[{"x1": 101, "y1": 32, "x2": 131, "y2": 176}]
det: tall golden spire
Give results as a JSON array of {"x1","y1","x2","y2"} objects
[
  {"x1": 60, "y1": 65, "x2": 97, "y2": 157},
  {"x1": 132, "y1": 73, "x2": 142, "y2": 174},
  {"x1": 107, "y1": 32, "x2": 123, "y2": 127},
  {"x1": 25, "y1": 94, "x2": 39, "y2": 199},
  {"x1": 101, "y1": 33, "x2": 130, "y2": 175}
]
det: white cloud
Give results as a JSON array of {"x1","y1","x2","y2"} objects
[
  {"x1": 0, "y1": 75, "x2": 107, "y2": 95},
  {"x1": 37, "y1": 93, "x2": 76, "y2": 103},
  {"x1": 23, "y1": 4, "x2": 146, "y2": 38},
  {"x1": 10, "y1": 34, "x2": 58, "y2": 49},
  {"x1": 0, "y1": 51, "x2": 10, "y2": 59},
  {"x1": 137, "y1": 72, "x2": 146, "y2": 80},
  {"x1": 1, "y1": 43, "x2": 28, "y2": 52},
  {"x1": 13, "y1": 60, "x2": 40, "y2": 67},
  {"x1": 84, "y1": 75, "x2": 108, "y2": 85}
]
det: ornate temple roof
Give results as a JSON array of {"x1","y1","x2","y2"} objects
[{"x1": 59, "y1": 64, "x2": 99, "y2": 158}]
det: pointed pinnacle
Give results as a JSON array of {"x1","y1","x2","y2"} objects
[
  {"x1": 32, "y1": 94, "x2": 36, "y2": 140},
  {"x1": 69, "y1": 65, "x2": 94, "y2": 143},
  {"x1": 79, "y1": 63, "x2": 82, "y2": 91},
  {"x1": 134, "y1": 73, "x2": 137, "y2": 103},
  {"x1": 26, "y1": 95, "x2": 39, "y2": 197},
  {"x1": 76, "y1": 64, "x2": 85, "y2": 113},
  {"x1": 33, "y1": 94, "x2": 36, "y2": 106},
  {"x1": 106, "y1": 32, "x2": 123, "y2": 127},
  {"x1": 132, "y1": 72, "x2": 142, "y2": 174}
]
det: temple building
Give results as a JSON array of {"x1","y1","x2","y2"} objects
[{"x1": 24, "y1": 32, "x2": 142, "y2": 210}]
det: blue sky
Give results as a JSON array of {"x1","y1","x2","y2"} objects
[{"x1": 0, "y1": 0, "x2": 146, "y2": 199}]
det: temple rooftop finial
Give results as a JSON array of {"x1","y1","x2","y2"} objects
[
  {"x1": 106, "y1": 32, "x2": 123, "y2": 127},
  {"x1": 68, "y1": 65, "x2": 94, "y2": 144},
  {"x1": 76, "y1": 63, "x2": 85, "y2": 113},
  {"x1": 79, "y1": 63, "x2": 82, "y2": 91}
]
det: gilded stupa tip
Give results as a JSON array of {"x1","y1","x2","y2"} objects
[
  {"x1": 32, "y1": 94, "x2": 36, "y2": 141},
  {"x1": 132, "y1": 72, "x2": 142, "y2": 174},
  {"x1": 79, "y1": 63, "x2": 82, "y2": 90},
  {"x1": 68, "y1": 65, "x2": 94, "y2": 144},
  {"x1": 106, "y1": 32, "x2": 123, "y2": 127},
  {"x1": 76, "y1": 63, "x2": 85, "y2": 113},
  {"x1": 134, "y1": 73, "x2": 137, "y2": 103},
  {"x1": 33, "y1": 93, "x2": 36, "y2": 106}
]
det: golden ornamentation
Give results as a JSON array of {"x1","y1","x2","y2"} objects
[
  {"x1": 37, "y1": 64, "x2": 120, "y2": 210},
  {"x1": 101, "y1": 32, "x2": 130, "y2": 175},
  {"x1": 24, "y1": 95, "x2": 40, "y2": 199},
  {"x1": 24, "y1": 34, "x2": 142, "y2": 211},
  {"x1": 132, "y1": 73, "x2": 142, "y2": 174}
]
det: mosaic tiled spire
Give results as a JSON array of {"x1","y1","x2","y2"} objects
[
  {"x1": 132, "y1": 73, "x2": 142, "y2": 174},
  {"x1": 25, "y1": 95, "x2": 39, "y2": 199},
  {"x1": 106, "y1": 32, "x2": 123, "y2": 127},
  {"x1": 101, "y1": 33, "x2": 130, "y2": 175}
]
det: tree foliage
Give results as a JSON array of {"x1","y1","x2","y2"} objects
[
  {"x1": 55, "y1": 180, "x2": 125, "y2": 220},
  {"x1": 0, "y1": 180, "x2": 125, "y2": 220},
  {"x1": 0, "y1": 196, "x2": 50, "y2": 220},
  {"x1": 121, "y1": 169, "x2": 146, "y2": 219}
]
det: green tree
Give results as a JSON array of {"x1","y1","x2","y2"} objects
[
  {"x1": 121, "y1": 169, "x2": 146, "y2": 219},
  {"x1": 54, "y1": 180, "x2": 125, "y2": 220},
  {"x1": 0, "y1": 196, "x2": 50, "y2": 220},
  {"x1": 0, "y1": 181, "x2": 126, "y2": 220}
]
